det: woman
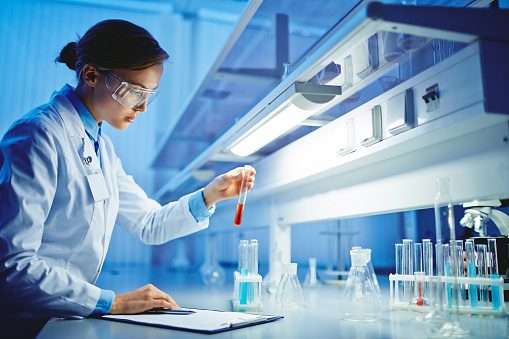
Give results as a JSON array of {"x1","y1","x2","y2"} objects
[{"x1": 0, "y1": 19, "x2": 254, "y2": 319}]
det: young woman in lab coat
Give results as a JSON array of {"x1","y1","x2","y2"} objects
[{"x1": 0, "y1": 19, "x2": 254, "y2": 319}]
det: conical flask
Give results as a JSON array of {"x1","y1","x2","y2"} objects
[
  {"x1": 275, "y1": 263, "x2": 305, "y2": 307},
  {"x1": 341, "y1": 249, "x2": 380, "y2": 322},
  {"x1": 303, "y1": 257, "x2": 320, "y2": 288}
]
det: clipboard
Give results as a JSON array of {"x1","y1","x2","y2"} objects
[{"x1": 100, "y1": 308, "x2": 283, "y2": 334}]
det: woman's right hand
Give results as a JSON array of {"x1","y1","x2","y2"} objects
[{"x1": 108, "y1": 284, "x2": 180, "y2": 314}]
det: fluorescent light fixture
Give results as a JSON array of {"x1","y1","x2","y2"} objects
[{"x1": 230, "y1": 83, "x2": 341, "y2": 156}]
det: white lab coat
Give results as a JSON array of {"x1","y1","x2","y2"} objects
[{"x1": 0, "y1": 86, "x2": 208, "y2": 318}]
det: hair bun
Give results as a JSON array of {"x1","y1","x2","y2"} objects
[{"x1": 57, "y1": 42, "x2": 78, "y2": 70}]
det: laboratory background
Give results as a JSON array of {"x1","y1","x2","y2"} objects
[{"x1": 2, "y1": 0, "x2": 509, "y2": 338}]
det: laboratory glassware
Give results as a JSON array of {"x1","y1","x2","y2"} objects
[
  {"x1": 402, "y1": 239, "x2": 413, "y2": 302},
  {"x1": 454, "y1": 240, "x2": 466, "y2": 307},
  {"x1": 341, "y1": 249, "x2": 380, "y2": 322},
  {"x1": 275, "y1": 263, "x2": 305, "y2": 308},
  {"x1": 408, "y1": 271, "x2": 433, "y2": 313},
  {"x1": 233, "y1": 239, "x2": 263, "y2": 312},
  {"x1": 476, "y1": 244, "x2": 489, "y2": 307},
  {"x1": 465, "y1": 240, "x2": 478, "y2": 308},
  {"x1": 488, "y1": 239, "x2": 501, "y2": 310},
  {"x1": 429, "y1": 177, "x2": 471, "y2": 336},
  {"x1": 366, "y1": 249, "x2": 381, "y2": 299},
  {"x1": 395, "y1": 243, "x2": 404, "y2": 303},
  {"x1": 200, "y1": 234, "x2": 226, "y2": 287},
  {"x1": 352, "y1": 247, "x2": 380, "y2": 298},
  {"x1": 303, "y1": 257, "x2": 320, "y2": 288},
  {"x1": 422, "y1": 239, "x2": 433, "y2": 302},
  {"x1": 234, "y1": 165, "x2": 254, "y2": 226}
]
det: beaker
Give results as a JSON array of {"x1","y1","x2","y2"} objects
[
  {"x1": 341, "y1": 249, "x2": 380, "y2": 322},
  {"x1": 275, "y1": 263, "x2": 305, "y2": 308},
  {"x1": 234, "y1": 165, "x2": 254, "y2": 226},
  {"x1": 303, "y1": 257, "x2": 320, "y2": 288}
]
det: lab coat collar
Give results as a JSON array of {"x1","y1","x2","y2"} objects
[{"x1": 50, "y1": 85, "x2": 86, "y2": 139}]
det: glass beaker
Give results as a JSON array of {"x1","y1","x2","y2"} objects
[
  {"x1": 303, "y1": 257, "x2": 320, "y2": 288},
  {"x1": 275, "y1": 263, "x2": 305, "y2": 308},
  {"x1": 341, "y1": 249, "x2": 380, "y2": 322}
]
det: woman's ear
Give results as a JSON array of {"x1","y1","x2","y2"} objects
[{"x1": 81, "y1": 64, "x2": 100, "y2": 87}]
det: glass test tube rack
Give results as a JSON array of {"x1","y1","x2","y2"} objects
[{"x1": 389, "y1": 274, "x2": 506, "y2": 317}]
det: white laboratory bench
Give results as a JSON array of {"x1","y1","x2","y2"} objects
[{"x1": 33, "y1": 266, "x2": 508, "y2": 339}]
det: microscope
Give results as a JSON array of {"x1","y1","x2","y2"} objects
[{"x1": 460, "y1": 199, "x2": 509, "y2": 297}]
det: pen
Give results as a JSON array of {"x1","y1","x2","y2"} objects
[{"x1": 143, "y1": 309, "x2": 196, "y2": 315}]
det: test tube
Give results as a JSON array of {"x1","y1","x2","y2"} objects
[
  {"x1": 402, "y1": 239, "x2": 413, "y2": 301},
  {"x1": 238, "y1": 240, "x2": 249, "y2": 273},
  {"x1": 395, "y1": 243, "x2": 403, "y2": 302},
  {"x1": 476, "y1": 244, "x2": 488, "y2": 307},
  {"x1": 247, "y1": 239, "x2": 259, "y2": 304},
  {"x1": 465, "y1": 240, "x2": 478, "y2": 308},
  {"x1": 414, "y1": 243, "x2": 423, "y2": 273},
  {"x1": 443, "y1": 243, "x2": 451, "y2": 308},
  {"x1": 422, "y1": 239, "x2": 433, "y2": 301},
  {"x1": 488, "y1": 239, "x2": 500, "y2": 310},
  {"x1": 249, "y1": 239, "x2": 259, "y2": 276},
  {"x1": 234, "y1": 165, "x2": 254, "y2": 226},
  {"x1": 435, "y1": 242, "x2": 446, "y2": 309},
  {"x1": 454, "y1": 240, "x2": 466, "y2": 307}
]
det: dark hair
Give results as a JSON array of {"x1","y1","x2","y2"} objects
[{"x1": 56, "y1": 19, "x2": 169, "y2": 74}]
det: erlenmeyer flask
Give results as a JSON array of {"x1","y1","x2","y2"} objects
[
  {"x1": 275, "y1": 263, "x2": 305, "y2": 308},
  {"x1": 341, "y1": 249, "x2": 380, "y2": 322},
  {"x1": 303, "y1": 258, "x2": 320, "y2": 288}
]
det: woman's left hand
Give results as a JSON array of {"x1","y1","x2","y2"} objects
[{"x1": 202, "y1": 167, "x2": 256, "y2": 209}]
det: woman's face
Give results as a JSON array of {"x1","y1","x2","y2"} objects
[{"x1": 90, "y1": 63, "x2": 163, "y2": 130}]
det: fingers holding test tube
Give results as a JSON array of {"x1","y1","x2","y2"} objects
[{"x1": 202, "y1": 166, "x2": 256, "y2": 209}]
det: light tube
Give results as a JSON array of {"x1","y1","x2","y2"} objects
[{"x1": 231, "y1": 104, "x2": 317, "y2": 156}]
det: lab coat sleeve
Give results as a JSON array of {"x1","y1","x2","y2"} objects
[
  {"x1": 113, "y1": 151, "x2": 209, "y2": 245},
  {"x1": 0, "y1": 119, "x2": 100, "y2": 318}
]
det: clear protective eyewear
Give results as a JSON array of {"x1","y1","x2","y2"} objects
[{"x1": 103, "y1": 71, "x2": 159, "y2": 108}]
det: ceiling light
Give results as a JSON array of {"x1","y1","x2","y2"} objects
[{"x1": 229, "y1": 83, "x2": 341, "y2": 156}]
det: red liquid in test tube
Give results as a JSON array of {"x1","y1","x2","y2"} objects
[{"x1": 234, "y1": 165, "x2": 254, "y2": 226}]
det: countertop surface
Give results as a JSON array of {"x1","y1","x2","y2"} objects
[{"x1": 27, "y1": 266, "x2": 509, "y2": 338}]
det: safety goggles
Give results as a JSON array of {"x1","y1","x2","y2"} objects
[{"x1": 103, "y1": 71, "x2": 159, "y2": 108}]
